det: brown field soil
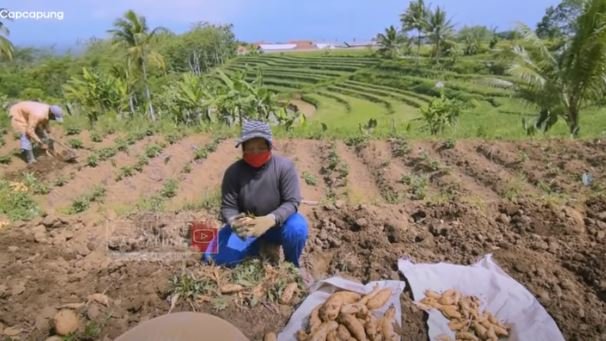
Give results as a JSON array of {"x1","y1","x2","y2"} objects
[{"x1": 0, "y1": 136, "x2": 605, "y2": 340}]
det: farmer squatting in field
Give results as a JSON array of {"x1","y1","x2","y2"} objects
[
  {"x1": 203, "y1": 119, "x2": 309, "y2": 269},
  {"x1": 8, "y1": 100, "x2": 64, "y2": 165}
]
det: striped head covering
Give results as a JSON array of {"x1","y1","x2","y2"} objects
[{"x1": 235, "y1": 119, "x2": 273, "y2": 148}]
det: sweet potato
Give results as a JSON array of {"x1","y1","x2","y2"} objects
[
  {"x1": 310, "y1": 305, "x2": 323, "y2": 332},
  {"x1": 472, "y1": 321, "x2": 487, "y2": 339},
  {"x1": 310, "y1": 321, "x2": 339, "y2": 341},
  {"x1": 297, "y1": 330, "x2": 309, "y2": 341},
  {"x1": 280, "y1": 282, "x2": 298, "y2": 304},
  {"x1": 452, "y1": 290, "x2": 462, "y2": 305},
  {"x1": 341, "y1": 303, "x2": 368, "y2": 316},
  {"x1": 321, "y1": 292, "x2": 363, "y2": 321},
  {"x1": 380, "y1": 306, "x2": 397, "y2": 341},
  {"x1": 337, "y1": 324, "x2": 353, "y2": 340},
  {"x1": 418, "y1": 296, "x2": 441, "y2": 311},
  {"x1": 339, "y1": 314, "x2": 367, "y2": 341},
  {"x1": 364, "y1": 315, "x2": 378, "y2": 339},
  {"x1": 264, "y1": 332, "x2": 277, "y2": 341},
  {"x1": 486, "y1": 326, "x2": 498, "y2": 341},
  {"x1": 448, "y1": 319, "x2": 467, "y2": 331},
  {"x1": 455, "y1": 331, "x2": 479, "y2": 341},
  {"x1": 220, "y1": 284, "x2": 244, "y2": 294},
  {"x1": 424, "y1": 289, "x2": 441, "y2": 299},
  {"x1": 366, "y1": 288, "x2": 392, "y2": 310},
  {"x1": 441, "y1": 305, "x2": 462, "y2": 319},
  {"x1": 359, "y1": 285, "x2": 381, "y2": 305},
  {"x1": 493, "y1": 324, "x2": 509, "y2": 337},
  {"x1": 438, "y1": 289, "x2": 457, "y2": 305}
]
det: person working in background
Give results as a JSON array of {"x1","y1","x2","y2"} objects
[{"x1": 8, "y1": 100, "x2": 64, "y2": 165}]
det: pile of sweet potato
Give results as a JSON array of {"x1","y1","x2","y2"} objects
[
  {"x1": 294, "y1": 285, "x2": 399, "y2": 341},
  {"x1": 417, "y1": 289, "x2": 509, "y2": 341}
]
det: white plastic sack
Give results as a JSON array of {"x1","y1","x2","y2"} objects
[
  {"x1": 398, "y1": 254, "x2": 564, "y2": 341},
  {"x1": 278, "y1": 276, "x2": 406, "y2": 341}
]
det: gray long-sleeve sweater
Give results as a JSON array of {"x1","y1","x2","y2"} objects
[{"x1": 220, "y1": 155, "x2": 301, "y2": 226}]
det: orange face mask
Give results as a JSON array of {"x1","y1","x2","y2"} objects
[{"x1": 244, "y1": 151, "x2": 272, "y2": 168}]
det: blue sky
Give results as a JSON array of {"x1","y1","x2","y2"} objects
[{"x1": 2, "y1": 0, "x2": 559, "y2": 49}]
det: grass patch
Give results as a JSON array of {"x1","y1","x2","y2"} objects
[
  {"x1": 115, "y1": 166, "x2": 135, "y2": 181},
  {"x1": 181, "y1": 163, "x2": 192, "y2": 174},
  {"x1": 400, "y1": 174, "x2": 428, "y2": 200},
  {"x1": 160, "y1": 179, "x2": 179, "y2": 198},
  {"x1": 68, "y1": 138, "x2": 83, "y2": 149},
  {"x1": 182, "y1": 188, "x2": 222, "y2": 213},
  {"x1": 168, "y1": 259, "x2": 305, "y2": 311},
  {"x1": 90, "y1": 131, "x2": 103, "y2": 143},
  {"x1": 51, "y1": 175, "x2": 70, "y2": 187},
  {"x1": 97, "y1": 147, "x2": 117, "y2": 161},
  {"x1": 86, "y1": 154, "x2": 99, "y2": 167},
  {"x1": 0, "y1": 180, "x2": 41, "y2": 221},
  {"x1": 67, "y1": 186, "x2": 106, "y2": 214},
  {"x1": 0, "y1": 154, "x2": 12, "y2": 164},
  {"x1": 22, "y1": 172, "x2": 49, "y2": 195},
  {"x1": 302, "y1": 171, "x2": 317, "y2": 186},
  {"x1": 65, "y1": 126, "x2": 81, "y2": 136},
  {"x1": 145, "y1": 144, "x2": 164, "y2": 158}
]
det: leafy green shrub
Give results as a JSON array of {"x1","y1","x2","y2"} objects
[
  {"x1": 98, "y1": 147, "x2": 117, "y2": 160},
  {"x1": 90, "y1": 132, "x2": 103, "y2": 143},
  {"x1": 166, "y1": 133, "x2": 181, "y2": 145},
  {"x1": 68, "y1": 186, "x2": 106, "y2": 214},
  {"x1": 116, "y1": 166, "x2": 135, "y2": 181},
  {"x1": 302, "y1": 171, "x2": 317, "y2": 186},
  {"x1": 66, "y1": 127, "x2": 81, "y2": 136},
  {"x1": 400, "y1": 174, "x2": 428, "y2": 200},
  {"x1": 115, "y1": 138, "x2": 128, "y2": 152},
  {"x1": 68, "y1": 198, "x2": 90, "y2": 214},
  {"x1": 22, "y1": 172, "x2": 49, "y2": 195},
  {"x1": 68, "y1": 138, "x2": 83, "y2": 149},
  {"x1": 443, "y1": 139, "x2": 456, "y2": 149},
  {"x1": 0, "y1": 154, "x2": 11, "y2": 164},
  {"x1": 419, "y1": 94, "x2": 462, "y2": 135},
  {"x1": 134, "y1": 156, "x2": 149, "y2": 172},
  {"x1": 160, "y1": 179, "x2": 178, "y2": 198},
  {"x1": 87, "y1": 154, "x2": 99, "y2": 167},
  {"x1": 145, "y1": 144, "x2": 163, "y2": 158},
  {"x1": 194, "y1": 147, "x2": 208, "y2": 160},
  {"x1": 52, "y1": 175, "x2": 69, "y2": 187}
]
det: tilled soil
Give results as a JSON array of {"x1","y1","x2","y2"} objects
[{"x1": 0, "y1": 137, "x2": 605, "y2": 340}]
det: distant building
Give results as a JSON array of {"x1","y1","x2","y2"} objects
[
  {"x1": 316, "y1": 43, "x2": 337, "y2": 49},
  {"x1": 237, "y1": 39, "x2": 373, "y2": 53},
  {"x1": 343, "y1": 41, "x2": 377, "y2": 48},
  {"x1": 289, "y1": 40, "x2": 315, "y2": 49},
  {"x1": 259, "y1": 43, "x2": 297, "y2": 51}
]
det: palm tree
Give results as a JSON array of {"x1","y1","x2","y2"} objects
[
  {"x1": 108, "y1": 10, "x2": 167, "y2": 121},
  {"x1": 0, "y1": 12, "x2": 14, "y2": 60},
  {"x1": 376, "y1": 26, "x2": 402, "y2": 59},
  {"x1": 509, "y1": 0, "x2": 606, "y2": 137},
  {"x1": 426, "y1": 6, "x2": 455, "y2": 62},
  {"x1": 401, "y1": 0, "x2": 429, "y2": 61}
]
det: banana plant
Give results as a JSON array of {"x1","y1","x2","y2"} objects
[
  {"x1": 63, "y1": 67, "x2": 130, "y2": 126},
  {"x1": 0, "y1": 12, "x2": 14, "y2": 60}
]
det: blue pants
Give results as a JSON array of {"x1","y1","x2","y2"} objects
[
  {"x1": 202, "y1": 213, "x2": 308, "y2": 268},
  {"x1": 19, "y1": 129, "x2": 49, "y2": 151},
  {"x1": 20, "y1": 134, "x2": 32, "y2": 151}
]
